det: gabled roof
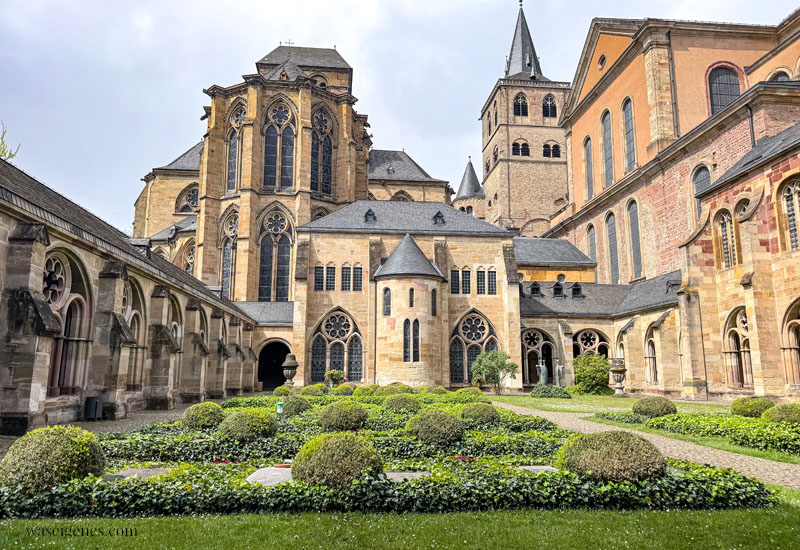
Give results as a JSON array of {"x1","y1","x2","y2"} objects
[
  {"x1": 513, "y1": 237, "x2": 595, "y2": 267},
  {"x1": 263, "y1": 57, "x2": 309, "y2": 81},
  {"x1": 150, "y1": 215, "x2": 197, "y2": 242},
  {"x1": 257, "y1": 46, "x2": 351, "y2": 70},
  {"x1": 374, "y1": 234, "x2": 445, "y2": 280},
  {"x1": 156, "y1": 141, "x2": 204, "y2": 171},
  {"x1": 236, "y1": 302, "x2": 294, "y2": 326},
  {"x1": 368, "y1": 150, "x2": 446, "y2": 183},
  {"x1": 520, "y1": 270, "x2": 681, "y2": 318},
  {"x1": 505, "y1": 5, "x2": 547, "y2": 81},
  {"x1": 454, "y1": 158, "x2": 483, "y2": 200},
  {"x1": 297, "y1": 201, "x2": 512, "y2": 236}
]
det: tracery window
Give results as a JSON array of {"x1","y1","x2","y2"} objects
[
  {"x1": 220, "y1": 213, "x2": 238, "y2": 299},
  {"x1": 717, "y1": 211, "x2": 737, "y2": 269},
  {"x1": 542, "y1": 94, "x2": 557, "y2": 118},
  {"x1": 449, "y1": 312, "x2": 498, "y2": 384},
  {"x1": 258, "y1": 211, "x2": 292, "y2": 302},
  {"x1": 622, "y1": 99, "x2": 636, "y2": 172},
  {"x1": 709, "y1": 67, "x2": 741, "y2": 115},
  {"x1": 263, "y1": 103, "x2": 295, "y2": 191},
  {"x1": 309, "y1": 311, "x2": 363, "y2": 382},
  {"x1": 514, "y1": 94, "x2": 528, "y2": 117},
  {"x1": 176, "y1": 184, "x2": 199, "y2": 213},
  {"x1": 606, "y1": 212, "x2": 619, "y2": 284},
  {"x1": 522, "y1": 329, "x2": 556, "y2": 385},
  {"x1": 572, "y1": 329, "x2": 609, "y2": 357},
  {"x1": 311, "y1": 111, "x2": 334, "y2": 194},
  {"x1": 724, "y1": 308, "x2": 753, "y2": 388},
  {"x1": 783, "y1": 179, "x2": 800, "y2": 250},
  {"x1": 183, "y1": 243, "x2": 195, "y2": 276},
  {"x1": 601, "y1": 111, "x2": 614, "y2": 188}
]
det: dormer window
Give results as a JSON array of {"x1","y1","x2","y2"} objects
[
  {"x1": 387, "y1": 165, "x2": 395, "y2": 174},
  {"x1": 433, "y1": 211, "x2": 445, "y2": 225},
  {"x1": 364, "y1": 209, "x2": 376, "y2": 223},
  {"x1": 553, "y1": 282, "x2": 564, "y2": 298},
  {"x1": 280, "y1": 71, "x2": 288, "y2": 81},
  {"x1": 571, "y1": 283, "x2": 583, "y2": 298},
  {"x1": 531, "y1": 282, "x2": 542, "y2": 297}
]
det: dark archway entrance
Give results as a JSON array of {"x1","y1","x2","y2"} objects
[{"x1": 258, "y1": 342, "x2": 290, "y2": 391}]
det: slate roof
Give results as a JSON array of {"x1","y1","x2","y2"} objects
[
  {"x1": 156, "y1": 141, "x2": 204, "y2": 171},
  {"x1": 520, "y1": 270, "x2": 681, "y2": 318},
  {"x1": 454, "y1": 158, "x2": 483, "y2": 200},
  {"x1": 236, "y1": 302, "x2": 294, "y2": 326},
  {"x1": 257, "y1": 46, "x2": 351, "y2": 70},
  {"x1": 368, "y1": 150, "x2": 446, "y2": 183},
  {"x1": 150, "y1": 215, "x2": 197, "y2": 242},
  {"x1": 513, "y1": 237, "x2": 595, "y2": 267},
  {"x1": 505, "y1": 6, "x2": 547, "y2": 81},
  {"x1": 264, "y1": 58, "x2": 310, "y2": 81},
  {"x1": 374, "y1": 234, "x2": 445, "y2": 280},
  {"x1": 0, "y1": 158, "x2": 242, "y2": 316},
  {"x1": 701, "y1": 119, "x2": 800, "y2": 196},
  {"x1": 297, "y1": 201, "x2": 512, "y2": 236}
]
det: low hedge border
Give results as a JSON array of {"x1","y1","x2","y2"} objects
[
  {"x1": 595, "y1": 412, "x2": 651, "y2": 424},
  {"x1": 222, "y1": 392, "x2": 491, "y2": 409},
  {"x1": 0, "y1": 461, "x2": 772, "y2": 518}
]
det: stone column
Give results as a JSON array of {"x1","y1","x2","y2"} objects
[
  {"x1": 642, "y1": 33, "x2": 678, "y2": 154},
  {"x1": 677, "y1": 288, "x2": 709, "y2": 399},
  {"x1": 0, "y1": 223, "x2": 60, "y2": 434},
  {"x1": 205, "y1": 308, "x2": 228, "y2": 398},
  {"x1": 557, "y1": 319, "x2": 575, "y2": 386},
  {"x1": 241, "y1": 323, "x2": 256, "y2": 392},
  {"x1": 145, "y1": 285, "x2": 179, "y2": 409},
  {"x1": 179, "y1": 299, "x2": 209, "y2": 402},
  {"x1": 225, "y1": 316, "x2": 243, "y2": 396}
]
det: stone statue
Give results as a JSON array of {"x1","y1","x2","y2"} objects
[{"x1": 537, "y1": 360, "x2": 548, "y2": 385}]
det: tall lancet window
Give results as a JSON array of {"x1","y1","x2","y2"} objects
[
  {"x1": 263, "y1": 104, "x2": 295, "y2": 191},
  {"x1": 311, "y1": 111, "x2": 334, "y2": 195},
  {"x1": 220, "y1": 213, "x2": 239, "y2": 299},
  {"x1": 226, "y1": 107, "x2": 245, "y2": 192},
  {"x1": 258, "y1": 211, "x2": 293, "y2": 302}
]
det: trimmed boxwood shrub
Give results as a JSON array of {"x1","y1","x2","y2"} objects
[
  {"x1": 387, "y1": 382, "x2": 414, "y2": 394},
  {"x1": 406, "y1": 410, "x2": 464, "y2": 446},
  {"x1": 324, "y1": 370, "x2": 345, "y2": 387},
  {"x1": 459, "y1": 403, "x2": 500, "y2": 426},
  {"x1": 0, "y1": 426, "x2": 105, "y2": 495},
  {"x1": 282, "y1": 396, "x2": 312, "y2": 417},
  {"x1": 374, "y1": 385, "x2": 400, "y2": 396},
  {"x1": 422, "y1": 385, "x2": 448, "y2": 395},
  {"x1": 319, "y1": 401, "x2": 369, "y2": 432},
  {"x1": 632, "y1": 396, "x2": 677, "y2": 418},
  {"x1": 383, "y1": 394, "x2": 421, "y2": 414},
  {"x1": 292, "y1": 433, "x2": 382, "y2": 489},
  {"x1": 300, "y1": 383, "x2": 328, "y2": 396},
  {"x1": 554, "y1": 431, "x2": 666, "y2": 482},
  {"x1": 332, "y1": 384, "x2": 354, "y2": 396},
  {"x1": 572, "y1": 355, "x2": 611, "y2": 395},
  {"x1": 272, "y1": 386, "x2": 291, "y2": 397},
  {"x1": 352, "y1": 386, "x2": 375, "y2": 397},
  {"x1": 762, "y1": 403, "x2": 800, "y2": 425},
  {"x1": 530, "y1": 383, "x2": 571, "y2": 399},
  {"x1": 218, "y1": 409, "x2": 278, "y2": 441},
  {"x1": 731, "y1": 396, "x2": 774, "y2": 418},
  {"x1": 455, "y1": 387, "x2": 483, "y2": 396},
  {"x1": 181, "y1": 402, "x2": 224, "y2": 430}
]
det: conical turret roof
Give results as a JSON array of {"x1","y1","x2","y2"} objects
[
  {"x1": 454, "y1": 158, "x2": 484, "y2": 201},
  {"x1": 374, "y1": 234, "x2": 445, "y2": 280}
]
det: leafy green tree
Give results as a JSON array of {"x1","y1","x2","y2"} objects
[
  {"x1": 470, "y1": 350, "x2": 519, "y2": 395},
  {"x1": 324, "y1": 369, "x2": 345, "y2": 386},
  {"x1": 0, "y1": 122, "x2": 20, "y2": 161}
]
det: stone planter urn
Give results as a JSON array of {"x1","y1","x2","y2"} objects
[
  {"x1": 282, "y1": 354, "x2": 298, "y2": 387},
  {"x1": 610, "y1": 358, "x2": 626, "y2": 397}
]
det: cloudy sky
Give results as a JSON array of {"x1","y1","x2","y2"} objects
[{"x1": 1, "y1": 0, "x2": 796, "y2": 232}]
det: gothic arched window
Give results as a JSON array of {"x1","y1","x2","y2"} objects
[
  {"x1": 258, "y1": 211, "x2": 293, "y2": 302},
  {"x1": 263, "y1": 104, "x2": 295, "y2": 190},
  {"x1": 542, "y1": 94, "x2": 557, "y2": 118},
  {"x1": 220, "y1": 213, "x2": 238, "y2": 299},
  {"x1": 310, "y1": 311, "x2": 362, "y2": 382},
  {"x1": 176, "y1": 184, "x2": 199, "y2": 213},
  {"x1": 403, "y1": 319, "x2": 411, "y2": 362},
  {"x1": 514, "y1": 94, "x2": 528, "y2": 116},
  {"x1": 709, "y1": 66, "x2": 741, "y2": 115},
  {"x1": 782, "y1": 179, "x2": 800, "y2": 250},
  {"x1": 724, "y1": 308, "x2": 753, "y2": 388},
  {"x1": 311, "y1": 111, "x2": 334, "y2": 194},
  {"x1": 572, "y1": 329, "x2": 610, "y2": 357},
  {"x1": 587, "y1": 225, "x2": 596, "y2": 265},
  {"x1": 226, "y1": 130, "x2": 239, "y2": 192},
  {"x1": 606, "y1": 212, "x2": 619, "y2": 284},
  {"x1": 717, "y1": 210, "x2": 737, "y2": 269},
  {"x1": 645, "y1": 328, "x2": 658, "y2": 384},
  {"x1": 449, "y1": 312, "x2": 497, "y2": 384},
  {"x1": 347, "y1": 336, "x2": 363, "y2": 382},
  {"x1": 413, "y1": 319, "x2": 420, "y2": 362}
]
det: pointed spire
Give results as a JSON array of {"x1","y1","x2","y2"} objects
[
  {"x1": 454, "y1": 157, "x2": 484, "y2": 201},
  {"x1": 505, "y1": 2, "x2": 547, "y2": 81}
]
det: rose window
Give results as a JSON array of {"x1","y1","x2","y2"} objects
[
  {"x1": 271, "y1": 106, "x2": 289, "y2": 125},
  {"x1": 580, "y1": 331, "x2": 598, "y2": 349},
  {"x1": 186, "y1": 189, "x2": 199, "y2": 209},
  {"x1": 266, "y1": 214, "x2": 287, "y2": 234},
  {"x1": 42, "y1": 256, "x2": 68, "y2": 306},
  {"x1": 324, "y1": 314, "x2": 352, "y2": 340},
  {"x1": 313, "y1": 113, "x2": 329, "y2": 133},
  {"x1": 524, "y1": 331, "x2": 540, "y2": 348},
  {"x1": 225, "y1": 215, "x2": 239, "y2": 237},
  {"x1": 461, "y1": 315, "x2": 487, "y2": 342}
]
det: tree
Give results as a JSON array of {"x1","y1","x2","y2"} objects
[
  {"x1": 0, "y1": 122, "x2": 20, "y2": 161},
  {"x1": 470, "y1": 350, "x2": 519, "y2": 395}
]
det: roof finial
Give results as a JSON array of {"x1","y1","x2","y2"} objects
[
  {"x1": 519, "y1": 0, "x2": 523, "y2": 7},
  {"x1": 468, "y1": 155, "x2": 472, "y2": 161}
]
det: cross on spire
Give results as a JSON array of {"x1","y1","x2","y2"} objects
[{"x1": 279, "y1": 39, "x2": 294, "y2": 46}]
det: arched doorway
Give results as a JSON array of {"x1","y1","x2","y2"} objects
[{"x1": 258, "y1": 342, "x2": 290, "y2": 390}]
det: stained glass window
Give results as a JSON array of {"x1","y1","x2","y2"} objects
[
  {"x1": 709, "y1": 67, "x2": 740, "y2": 115},
  {"x1": 542, "y1": 94, "x2": 557, "y2": 118},
  {"x1": 514, "y1": 94, "x2": 528, "y2": 116},
  {"x1": 310, "y1": 132, "x2": 319, "y2": 191},
  {"x1": 330, "y1": 342, "x2": 344, "y2": 372},
  {"x1": 488, "y1": 270, "x2": 497, "y2": 295},
  {"x1": 264, "y1": 126, "x2": 278, "y2": 189},
  {"x1": 311, "y1": 336, "x2": 327, "y2": 382},
  {"x1": 276, "y1": 235, "x2": 291, "y2": 301},
  {"x1": 341, "y1": 266, "x2": 351, "y2": 291},
  {"x1": 403, "y1": 320, "x2": 411, "y2": 362},
  {"x1": 601, "y1": 111, "x2": 614, "y2": 187},
  {"x1": 258, "y1": 237, "x2": 273, "y2": 302},
  {"x1": 322, "y1": 135, "x2": 332, "y2": 195},
  {"x1": 383, "y1": 288, "x2": 391, "y2": 316},
  {"x1": 413, "y1": 320, "x2": 420, "y2": 362},
  {"x1": 622, "y1": 99, "x2": 636, "y2": 172},
  {"x1": 226, "y1": 130, "x2": 238, "y2": 191},
  {"x1": 628, "y1": 201, "x2": 642, "y2": 279},
  {"x1": 785, "y1": 183, "x2": 799, "y2": 250},
  {"x1": 347, "y1": 337, "x2": 362, "y2": 382},
  {"x1": 477, "y1": 270, "x2": 486, "y2": 294},
  {"x1": 449, "y1": 339, "x2": 464, "y2": 383},
  {"x1": 221, "y1": 238, "x2": 233, "y2": 299},
  {"x1": 467, "y1": 345, "x2": 481, "y2": 382},
  {"x1": 606, "y1": 213, "x2": 619, "y2": 284},
  {"x1": 281, "y1": 126, "x2": 294, "y2": 190},
  {"x1": 353, "y1": 267, "x2": 363, "y2": 291}
]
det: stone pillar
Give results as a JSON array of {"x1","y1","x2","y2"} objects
[
  {"x1": 205, "y1": 308, "x2": 228, "y2": 398},
  {"x1": 145, "y1": 285, "x2": 179, "y2": 409},
  {"x1": 557, "y1": 319, "x2": 575, "y2": 386},
  {"x1": 241, "y1": 323, "x2": 256, "y2": 392},
  {"x1": 642, "y1": 34, "x2": 678, "y2": 154},
  {"x1": 677, "y1": 288, "x2": 709, "y2": 399},
  {"x1": 0, "y1": 223, "x2": 60, "y2": 434},
  {"x1": 225, "y1": 317, "x2": 243, "y2": 396},
  {"x1": 179, "y1": 299, "x2": 209, "y2": 402}
]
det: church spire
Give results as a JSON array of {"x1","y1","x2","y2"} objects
[{"x1": 505, "y1": 1, "x2": 547, "y2": 80}]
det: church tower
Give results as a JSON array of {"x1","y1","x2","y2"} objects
[{"x1": 478, "y1": 1, "x2": 570, "y2": 236}]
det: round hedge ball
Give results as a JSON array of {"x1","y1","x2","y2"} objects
[
  {"x1": 332, "y1": 384, "x2": 355, "y2": 396},
  {"x1": 272, "y1": 386, "x2": 291, "y2": 397},
  {"x1": 0, "y1": 425, "x2": 105, "y2": 495},
  {"x1": 282, "y1": 395, "x2": 312, "y2": 417},
  {"x1": 300, "y1": 383, "x2": 327, "y2": 396},
  {"x1": 387, "y1": 382, "x2": 414, "y2": 394},
  {"x1": 383, "y1": 394, "x2": 421, "y2": 414},
  {"x1": 182, "y1": 401, "x2": 225, "y2": 430},
  {"x1": 554, "y1": 431, "x2": 666, "y2": 482},
  {"x1": 762, "y1": 403, "x2": 800, "y2": 424},
  {"x1": 422, "y1": 385, "x2": 449, "y2": 395},
  {"x1": 455, "y1": 387, "x2": 483, "y2": 396},
  {"x1": 292, "y1": 433, "x2": 383, "y2": 489},
  {"x1": 218, "y1": 409, "x2": 278, "y2": 441},
  {"x1": 352, "y1": 386, "x2": 375, "y2": 398},
  {"x1": 374, "y1": 385, "x2": 400, "y2": 396},
  {"x1": 406, "y1": 410, "x2": 464, "y2": 446},
  {"x1": 459, "y1": 402, "x2": 501, "y2": 425},
  {"x1": 319, "y1": 401, "x2": 369, "y2": 431},
  {"x1": 731, "y1": 396, "x2": 774, "y2": 418},
  {"x1": 632, "y1": 396, "x2": 677, "y2": 418}
]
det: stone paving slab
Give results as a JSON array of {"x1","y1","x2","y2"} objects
[
  {"x1": 494, "y1": 400, "x2": 800, "y2": 490},
  {"x1": 518, "y1": 465, "x2": 558, "y2": 473},
  {"x1": 104, "y1": 468, "x2": 173, "y2": 481},
  {"x1": 385, "y1": 470, "x2": 430, "y2": 481},
  {"x1": 246, "y1": 468, "x2": 431, "y2": 486}
]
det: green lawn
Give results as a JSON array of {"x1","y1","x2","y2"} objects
[
  {"x1": 1, "y1": 505, "x2": 798, "y2": 550},
  {"x1": 493, "y1": 394, "x2": 731, "y2": 414}
]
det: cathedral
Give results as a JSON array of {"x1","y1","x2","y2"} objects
[{"x1": 1, "y1": 3, "x2": 800, "y2": 433}]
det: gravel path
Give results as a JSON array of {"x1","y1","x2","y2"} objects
[{"x1": 494, "y1": 400, "x2": 800, "y2": 490}]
